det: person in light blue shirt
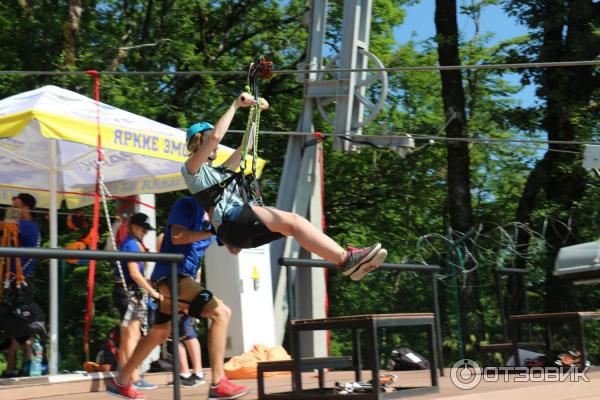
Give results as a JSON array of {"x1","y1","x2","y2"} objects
[{"x1": 183, "y1": 93, "x2": 387, "y2": 282}]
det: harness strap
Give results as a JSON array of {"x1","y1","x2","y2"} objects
[
  {"x1": 193, "y1": 169, "x2": 244, "y2": 211},
  {"x1": 1, "y1": 222, "x2": 25, "y2": 290}
]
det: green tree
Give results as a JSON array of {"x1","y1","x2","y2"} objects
[{"x1": 504, "y1": 0, "x2": 600, "y2": 312}]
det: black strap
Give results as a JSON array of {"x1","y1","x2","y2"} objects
[
  {"x1": 193, "y1": 167, "x2": 262, "y2": 211},
  {"x1": 193, "y1": 170, "x2": 243, "y2": 211}
]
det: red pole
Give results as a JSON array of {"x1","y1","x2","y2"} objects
[{"x1": 83, "y1": 70, "x2": 102, "y2": 361}]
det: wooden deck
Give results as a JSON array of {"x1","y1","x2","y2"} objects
[{"x1": 1, "y1": 368, "x2": 599, "y2": 400}]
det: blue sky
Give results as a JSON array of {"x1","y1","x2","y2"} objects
[{"x1": 396, "y1": 0, "x2": 538, "y2": 107}]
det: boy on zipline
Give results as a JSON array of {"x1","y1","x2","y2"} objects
[{"x1": 183, "y1": 93, "x2": 387, "y2": 281}]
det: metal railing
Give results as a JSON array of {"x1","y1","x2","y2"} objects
[
  {"x1": 0, "y1": 246, "x2": 184, "y2": 400},
  {"x1": 279, "y1": 258, "x2": 444, "y2": 375}
]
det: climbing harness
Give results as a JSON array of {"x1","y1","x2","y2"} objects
[
  {"x1": 0, "y1": 221, "x2": 24, "y2": 296},
  {"x1": 0, "y1": 217, "x2": 44, "y2": 342},
  {"x1": 0, "y1": 217, "x2": 41, "y2": 294},
  {"x1": 194, "y1": 57, "x2": 273, "y2": 212}
]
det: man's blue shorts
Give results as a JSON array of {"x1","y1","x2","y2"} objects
[{"x1": 179, "y1": 314, "x2": 197, "y2": 341}]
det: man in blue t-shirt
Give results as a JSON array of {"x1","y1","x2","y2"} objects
[
  {"x1": 152, "y1": 196, "x2": 215, "y2": 387},
  {"x1": 152, "y1": 196, "x2": 215, "y2": 281},
  {"x1": 108, "y1": 196, "x2": 248, "y2": 400}
]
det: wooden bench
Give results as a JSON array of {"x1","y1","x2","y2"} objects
[
  {"x1": 257, "y1": 356, "x2": 353, "y2": 398},
  {"x1": 258, "y1": 313, "x2": 439, "y2": 399},
  {"x1": 510, "y1": 312, "x2": 600, "y2": 368},
  {"x1": 480, "y1": 342, "x2": 545, "y2": 366}
]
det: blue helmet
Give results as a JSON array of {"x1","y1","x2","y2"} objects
[{"x1": 186, "y1": 121, "x2": 214, "y2": 146}]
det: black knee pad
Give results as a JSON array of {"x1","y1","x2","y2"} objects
[{"x1": 188, "y1": 289, "x2": 214, "y2": 318}]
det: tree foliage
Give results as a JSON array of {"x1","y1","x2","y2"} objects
[{"x1": 0, "y1": 0, "x2": 599, "y2": 372}]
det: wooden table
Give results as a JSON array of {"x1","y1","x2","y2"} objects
[
  {"x1": 510, "y1": 312, "x2": 600, "y2": 368},
  {"x1": 260, "y1": 313, "x2": 439, "y2": 399}
]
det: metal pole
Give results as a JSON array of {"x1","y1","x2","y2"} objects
[
  {"x1": 171, "y1": 262, "x2": 180, "y2": 400},
  {"x1": 495, "y1": 271, "x2": 509, "y2": 341},
  {"x1": 447, "y1": 228, "x2": 477, "y2": 362},
  {"x1": 431, "y1": 272, "x2": 444, "y2": 376},
  {"x1": 279, "y1": 257, "x2": 441, "y2": 273},
  {"x1": 271, "y1": 0, "x2": 328, "y2": 351},
  {"x1": 48, "y1": 139, "x2": 59, "y2": 375},
  {"x1": 450, "y1": 244, "x2": 464, "y2": 360},
  {"x1": 496, "y1": 267, "x2": 529, "y2": 275},
  {"x1": 0, "y1": 247, "x2": 184, "y2": 378},
  {"x1": 522, "y1": 274, "x2": 532, "y2": 341},
  {"x1": 0, "y1": 247, "x2": 184, "y2": 262}
]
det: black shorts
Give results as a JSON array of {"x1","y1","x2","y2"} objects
[{"x1": 217, "y1": 204, "x2": 284, "y2": 249}]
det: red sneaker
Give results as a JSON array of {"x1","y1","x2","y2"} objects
[
  {"x1": 208, "y1": 377, "x2": 250, "y2": 399},
  {"x1": 107, "y1": 377, "x2": 145, "y2": 399}
]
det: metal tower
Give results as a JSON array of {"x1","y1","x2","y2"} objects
[{"x1": 271, "y1": 0, "x2": 391, "y2": 357}]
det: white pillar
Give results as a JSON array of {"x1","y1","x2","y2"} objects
[{"x1": 48, "y1": 139, "x2": 59, "y2": 375}]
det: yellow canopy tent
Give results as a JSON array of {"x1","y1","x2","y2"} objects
[{"x1": 0, "y1": 85, "x2": 265, "y2": 373}]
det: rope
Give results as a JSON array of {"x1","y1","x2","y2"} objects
[
  {"x1": 98, "y1": 180, "x2": 128, "y2": 294},
  {"x1": 0, "y1": 59, "x2": 598, "y2": 76},
  {"x1": 98, "y1": 178, "x2": 149, "y2": 334},
  {"x1": 82, "y1": 71, "x2": 151, "y2": 353},
  {"x1": 237, "y1": 61, "x2": 268, "y2": 206},
  {"x1": 83, "y1": 70, "x2": 102, "y2": 361}
]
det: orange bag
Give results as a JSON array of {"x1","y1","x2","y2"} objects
[{"x1": 224, "y1": 344, "x2": 291, "y2": 379}]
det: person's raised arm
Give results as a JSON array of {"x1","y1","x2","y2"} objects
[
  {"x1": 221, "y1": 98, "x2": 269, "y2": 171},
  {"x1": 185, "y1": 93, "x2": 256, "y2": 175}
]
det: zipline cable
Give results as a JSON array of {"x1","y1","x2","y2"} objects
[
  {"x1": 226, "y1": 130, "x2": 599, "y2": 146},
  {"x1": 0, "y1": 59, "x2": 598, "y2": 77}
]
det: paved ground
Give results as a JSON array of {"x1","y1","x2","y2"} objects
[{"x1": 1, "y1": 368, "x2": 599, "y2": 400}]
